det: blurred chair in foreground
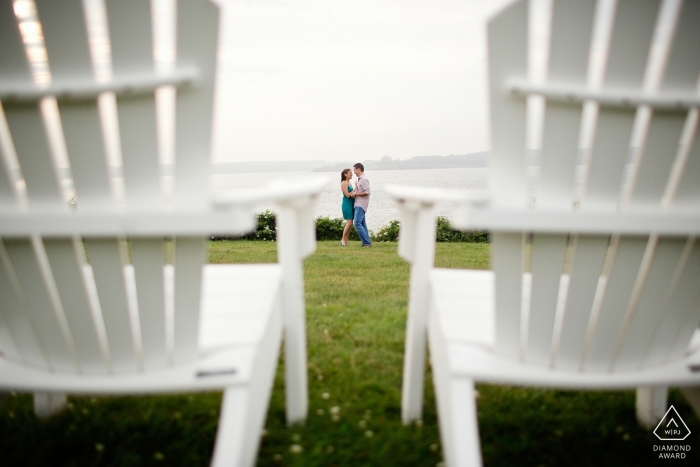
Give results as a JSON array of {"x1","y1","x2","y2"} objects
[
  {"x1": 0, "y1": 1, "x2": 324, "y2": 465},
  {"x1": 389, "y1": 0, "x2": 700, "y2": 465}
]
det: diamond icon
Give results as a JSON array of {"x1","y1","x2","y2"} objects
[{"x1": 653, "y1": 406, "x2": 691, "y2": 441}]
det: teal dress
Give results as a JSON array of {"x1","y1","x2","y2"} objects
[{"x1": 342, "y1": 184, "x2": 355, "y2": 220}]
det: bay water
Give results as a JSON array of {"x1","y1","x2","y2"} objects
[{"x1": 211, "y1": 167, "x2": 489, "y2": 232}]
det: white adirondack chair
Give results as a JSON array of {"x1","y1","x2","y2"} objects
[
  {"x1": 0, "y1": 1, "x2": 323, "y2": 465},
  {"x1": 389, "y1": 0, "x2": 700, "y2": 465}
]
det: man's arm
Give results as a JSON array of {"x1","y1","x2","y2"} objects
[{"x1": 355, "y1": 179, "x2": 370, "y2": 196}]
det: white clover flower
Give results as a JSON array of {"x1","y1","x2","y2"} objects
[
  {"x1": 358, "y1": 420, "x2": 367, "y2": 428},
  {"x1": 317, "y1": 374, "x2": 324, "y2": 381},
  {"x1": 321, "y1": 392, "x2": 330, "y2": 400},
  {"x1": 329, "y1": 406, "x2": 340, "y2": 415},
  {"x1": 289, "y1": 444, "x2": 303, "y2": 454},
  {"x1": 316, "y1": 409, "x2": 325, "y2": 416},
  {"x1": 332, "y1": 414, "x2": 340, "y2": 422},
  {"x1": 364, "y1": 430, "x2": 374, "y2": 438}
]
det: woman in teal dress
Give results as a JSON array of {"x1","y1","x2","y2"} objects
[{"x1": 340, "y1": 168, "x2": 356, "y2": 246}]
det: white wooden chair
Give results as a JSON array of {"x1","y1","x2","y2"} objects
[
  {"x1": 0, "y1": 1, "x2": 324, "y2": 466},
  {"x1": 389, "y1": 0, "x2": 700, "y2": 465}
]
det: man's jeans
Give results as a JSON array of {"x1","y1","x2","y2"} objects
[{"x1": 353, "y1": 206, "x2": 372, "y2": 246}]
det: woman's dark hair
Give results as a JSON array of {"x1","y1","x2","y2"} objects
[{"x1": 341, "y1": 168, "x2": 351, "y2": 182}]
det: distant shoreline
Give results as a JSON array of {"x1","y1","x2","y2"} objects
[{"x1": 210, "y1": 152, "x2": 487, "y2": 174}]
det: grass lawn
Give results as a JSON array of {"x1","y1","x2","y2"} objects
[{"x1": 1, "y1": 240, "x2": 698, "y2": 466}]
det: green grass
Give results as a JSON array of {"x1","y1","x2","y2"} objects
[{"x1": 0, "y1": 241, "x2": 698, "y2": 466}]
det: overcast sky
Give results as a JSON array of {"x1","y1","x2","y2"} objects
[{"x1": 211, "y1": 0, "x2": 513, "y2": 163}]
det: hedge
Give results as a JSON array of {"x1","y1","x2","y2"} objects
[{"x1": 210, "y1": 211, "x2": 489, "y2": 243}]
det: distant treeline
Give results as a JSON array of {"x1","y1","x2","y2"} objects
[
  {"x1": 204, "y1": 152, "x2": 487, "y2": 174},
  {"x1": 210, "y1": 211, "x2": 489, "y2": 243}
]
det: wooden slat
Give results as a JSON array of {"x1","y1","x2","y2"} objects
[
  {"x1": 582, "y1": 0, "x2": 659, "y2": 210},
  {"x1": 525, "y1": 234, "x2": 568, "y2": 366},
  {"x1": 84, "y1": 238, "x2": 138, "y2": 373},
  {"x1": 673, "y1": 119, "x2": 700, "y2": 208},
  {"x1": 663, "y1": 237, "x2": 700, "y2": 363},
  {"x1": 0, "y1": 239, "x2": 41, "y2": 365},
  {"x1": 584, "y1": 236, "x2": 648, "y2": 372},
  {"x1": 131, "y1": 238, "x2": 168, "y2": 370},
  {"x1": 4, "y1": 104, "x2": 65, "y2": 211},
  {"x1": 43, "y1": 238, "x2": 108, "y2": 375},
  {"x1": 537, "y1": 0, "x2": 596, "y2": 209},
  {"x1": 492, "y1": 232, "x2": 524, "y2": 358},
  {"x1": 613, "y1": 237, "x2": 687, "y2": 371},
  {"x1": 0, "y1": 4, "x2": 24, "y2": 211},
  {"x1": 36, "y1": 0, "x2": 114, "y2": 212},
  {"x1": 105, "y1": 0, "x2": 162, "y2": 210},
  {"x1": 644, "y1": 238, "x2": 699, "y2": 367},
  {"x1": 661, "y1": 0, "x2": 700, "y2": 94},
  {"x1": 555, "y1": 235, "x2": 609, "y2": 371},
  {"x1": 172, "y1": 0, "x2": 219, "y2": 209},
  {"x1": 172, "y1": 237, "x2": 206, "y2": 365},
  {"x1": 4, "y1": 238, "x2": 76, "y2": 373},
  {"x1": 629, "y1": 112, "x2": 687, "y2": 208},
  {"x1": 0, "y1": 0, "x2": 31, "y2": 81},
  {"x1": 486, "y1": 0, "x2": 528, "y2": 208},
  {"x1": 0, "y1": 106, "x2": 19, "y2": 211}
]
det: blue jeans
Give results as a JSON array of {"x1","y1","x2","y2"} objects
[{"x1": 353, "y1": 207, "x2": 372, "y2": 246}]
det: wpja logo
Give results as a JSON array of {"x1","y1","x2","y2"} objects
[{"x1": 652, "y1": 405, "x2": 692, "y2": 459}]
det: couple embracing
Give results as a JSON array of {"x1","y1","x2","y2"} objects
[{"x1": 339, "y1": 163, "x2": 372, "y2": 247}]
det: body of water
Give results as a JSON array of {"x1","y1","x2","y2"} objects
[{"x1": 211, "y1": 167, "x2": 489, "y2": 232}]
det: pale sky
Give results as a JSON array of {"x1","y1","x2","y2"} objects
[{"x1": 211, "y1": 0, "x2": 513, "y2": 163}]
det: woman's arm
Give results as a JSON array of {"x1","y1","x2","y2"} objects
[{"x1": 341, "y1": 181, "x2": 352, "y2": 197}]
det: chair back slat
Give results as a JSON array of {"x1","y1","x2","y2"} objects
[
  {"x1": 0, "y1": 0, "x2": 31, "y2": 81},
  {"x1": 172, "y1": 237, "x2": 206, "y2": 365},
  {"x1": 673, "y1": 124, "x2": 700, "y2": 209},
  {"x1": 84, "y1": 238, "x2": 139, "y2": 374},
  {"x1": 581, "y1": 0, "x2": 658, "y2": 211},
  {"x1": 3, "y1": 239, "x2": 77, "y2": 373},
  {"x1": 173, "y1": 0, "x2": 219, "y2": 209},
  {"x1": 645, "y1": 239, "x2": 700, "y2": 367},
  {"x1": 35, "y1": 0, "x2": 93, "y2": 79},
  {"x1": 130, "y1": 238, "x2": 168, "y2": 370},
  {"x1": 666, "y1": 245, "x2": 700, "y2": 361},
  {"x1": 492, "y1": 232, "x2": 524, "y2": 359},
  {"x1": 43, "y1": 238, "x2": 108, "y2": 375},
  {"x1": 105, "y1": 0, "x2": 162, "y2": 210},
  {"x1": 4, "y1": 106, "x2": 65, "y2": 211},
  {"x1": 0, "y1": 241, "x2": 45, "y2": 367},
  {"x1": 660, "y1": 0, "x2": 700, "y2": 93},
  {"x1": 487, "y1": 0, "x2": 528, "y2": 209},
  {"x1": 612, "y1": 237, "x2": 687, "y2": 371},
  {"x1": 0, "y1": 2, "x2": 24, "y2": 211},
  {"x1": 0, "y1": 135, "x2": 17, "y2": 211},
  {"x1": 629, "y1": 114, "x2": 686, "y2": 208},
  {"x1": 583, "y1": 235, "x2": 648, "y2": 372},
  {"x1": 537, "y1": 0, "x2": 595, "y2": 209},
  {"x1": 36, "y1": 0, "x2": 114, "y2": 212},
  {"x1": 525, "y1": 234, "x2": 568, "y2": 366},
  {"x1": 629, "y1": 2, "x2": 700, "y2": 209},
  {"x1": 554, "y1": 235, "x2": 609, "y2": 371}
]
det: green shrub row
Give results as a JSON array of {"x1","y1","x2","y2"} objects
[{"x1": 210, "y1": 211, "x2": 489, "y2": 243}]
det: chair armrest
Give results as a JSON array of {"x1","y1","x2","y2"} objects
[{"x1": 385, "y1": 185, "x2": 487, "y2": 263}]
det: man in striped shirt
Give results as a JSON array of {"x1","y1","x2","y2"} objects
[{"x1": 352, "y1": 163, "x2": 372, "y2": 247}]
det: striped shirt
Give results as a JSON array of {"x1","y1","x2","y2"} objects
[{"x1": 354, "y1": 175, "x2": 370, "y2": 211}]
